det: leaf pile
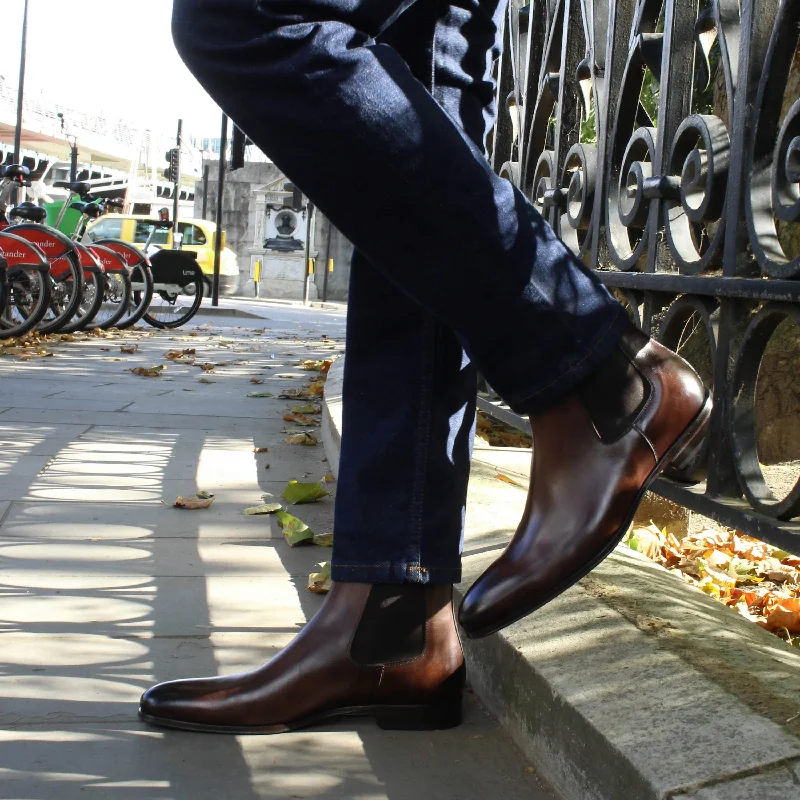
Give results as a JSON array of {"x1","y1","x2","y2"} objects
[
  {"x1": 476, "y1": 411, "x2": 532, "y2": 448},
  {"x1": 626, "y1": 524, "x2": 800, "y2": 643}
]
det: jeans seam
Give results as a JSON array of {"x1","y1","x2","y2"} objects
[
  {"x1": 407, "y1": 316, "x2": 436, "y2": 575},
  {"x1": 510, "y1": 307, "x2": 626, "y2": 406}
]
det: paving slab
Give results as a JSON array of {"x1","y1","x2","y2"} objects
[
  {"x1": 0, "y1": 539, "x2": 315, "y2": 579},
  {"x1": 0, "y1": 700, "x2": 551, "y2": 800},
  {"x1": 672, "y1": 760, "x2": 800, "y2": 799},
  {"x1": 0, "y1": 502, "x2": 286, "y2": 541}
]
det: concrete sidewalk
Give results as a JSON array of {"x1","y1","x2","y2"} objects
[
  {"x1": 324, "y1": 356, "x2": 800, "y2": 800},
  {"x1": 0, "y1": 314, "x2": 552, "y2": 799}
]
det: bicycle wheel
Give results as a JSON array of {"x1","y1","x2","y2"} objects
[
  {"x1": 59, "y1": 270, "x2": 104, "y2": 333},
  {"x1": 96, "y1": 239, "x2": 153, "y2": 329},
  {"x1": 143, "y1": 252, "x2": 203, "y2": 329},
  {"x1": 37, "y1": 253, "x2": 84, "y2": 334},
  {"x1": 0, "y1": 232, "x2": 51, "y2": 338},
  {"x1": 87, "y1": 244, "x2": 132, "y2": 330},
  {"x1": 6, "y1": 224, "x2": 84, "y2": 334}
]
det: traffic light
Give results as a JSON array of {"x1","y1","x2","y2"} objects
[
  {"x1": 164, "y1": 148, "x2": 180, "y2": 183},
  {"x1": 283, "y1": 182, "x2": 303, "y2": 211},
  {"x1": 230, "y1": 126, "x2": 251, "y2": 171}
]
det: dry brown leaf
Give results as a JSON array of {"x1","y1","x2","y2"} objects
[
  {"x1": 282, "y1": 412, "x2": 320, "y2": 427},
  {"x1": 250, "y1": 378, "x2": 264, "y2": 384},
  {"x1": 495, "y1": 473, "x2": 524, "y2": 487},
  {"x1": 254, "y1": 447, "x2": 269, "y2": 453},
  {"x1": 130, "y1": 365, "x2": 165, "y2": 377},
  {"x1": 174, "y1": 496, "x2": 214, "y2": 509},
  {"x1": 120, "y1": 345, "x2": 139, "y2": 354},
  {"x1": 285, "y1": 433, "x2": 318, "y2": 446}
]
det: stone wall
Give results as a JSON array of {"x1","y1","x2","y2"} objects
[
  {"x1": 312, "y1": 214, "x2": 353, "y2": 302},
  {"x1": 194, "y1": 161, "x2": 283, "y2": 294}
]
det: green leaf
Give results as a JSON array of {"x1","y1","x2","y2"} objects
[
  {"x1": 242, "y1": 503, "x2": 282, "y2": 516},
  {"x1": 247, "y1": 391, "x2": 274, "y2": 398},
  {"x1": 308, "y1": 561, "x2": 332, "y2": 593},
  {"x1": 195, "y1": 490, "x2": 215, "y2": 500},
  {"x1": 282, "y1": 480, "x2": 330, "y2": 505},
  {"x1": 275, "y1": 511, "x2": 314, "y2": 546},
  {"x1": 312, "y1": 532, "x2": 334, "y2": 547}
]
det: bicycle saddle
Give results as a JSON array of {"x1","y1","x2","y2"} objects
[
  {"x1": 69, "y1": 202, "x2": 103, "y2": 219},
  {"x1": 8, "y1": 203, "x2": 47, "y2": 223},
  {"x1": 54, "y1": 180, "x2": 92, "y2": 196},
  {"x1": 1, "y1": 164, "x2": 30, "y2": 181}
]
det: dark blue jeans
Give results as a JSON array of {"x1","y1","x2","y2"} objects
[{"x1": 172, "y1": 0, "x2": 628, "y2": 584}]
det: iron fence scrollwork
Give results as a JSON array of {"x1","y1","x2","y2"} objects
[{"x1": 481, "y1": 0, "x2": 800, "y2": 547}]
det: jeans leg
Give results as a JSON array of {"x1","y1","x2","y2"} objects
[
  {"x1": 172, "y1": 0, "x2": 628, "y2": 415},
  {"x1": 332, "y1": 0, "x2": 487, "y2": 585},
  {"x1": 333, "y1": 251, "x2": 476, "y2": 583}
]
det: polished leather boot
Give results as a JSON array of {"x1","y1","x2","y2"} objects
[
  {"x1": 139, "y1": 582, "x2": 464, "y2": 734},
  {"x1": 459, "y1": 329, "x2": 711, "y2": 639}
]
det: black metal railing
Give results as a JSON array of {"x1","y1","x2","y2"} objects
[{"x1": 481, "y1": 0, "x2": 800, "y2": 547}]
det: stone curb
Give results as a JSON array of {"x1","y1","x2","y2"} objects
[
  {"x1": 195, "y1": 305, "x2": 269, "y2": 320},
  {"x1": 323, "y1": 355, "x2": 800, "y2": 800}
]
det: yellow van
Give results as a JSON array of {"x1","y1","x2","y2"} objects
[{"x1": 84, "y1": 214, "x2": 240, "y2": 295}]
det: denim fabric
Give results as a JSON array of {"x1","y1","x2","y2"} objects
[{"x1": 172, "y1": 0, "x2": 629, "y2": 583}]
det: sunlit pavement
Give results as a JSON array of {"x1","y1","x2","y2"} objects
[{"x1": 0, "y1": 299, "x2": 552, "y2": 800}]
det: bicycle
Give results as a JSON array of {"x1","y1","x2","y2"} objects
[
  {"x1": 7, "y1": 188, "x2": 133, "y2": 332},
  {"x1": 0, "y1": 229, "x2": 52, "y2": 338}
]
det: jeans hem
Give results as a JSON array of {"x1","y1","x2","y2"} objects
[
  {"x1": 505, "y1": 307, "x2": 630, "y2": 415},
  {"x1": 331, "y1": 561, "x2": 462, "y2": 584}
]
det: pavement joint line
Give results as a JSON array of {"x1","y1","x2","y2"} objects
[
  {"x1": 665, "y1": 756, "x2": 800, "y2": 798},
  {"x1": 0, "y1": 501, "x2": 14, "y2": 527}
]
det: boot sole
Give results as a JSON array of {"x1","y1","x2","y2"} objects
[
  {"x1": 462, "y1": 393, "x2": 714, "y2": 639},
  {"x1": 138, "y1": 697, "x2": 463, "y2": 735}
]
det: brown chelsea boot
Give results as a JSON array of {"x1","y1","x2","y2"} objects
[
  {"x1": 459, "y1": 327, "x2": 711, "y2": 639},
  {"x1": 139, "y1": 581, "x2": 465, "y2": 734}
]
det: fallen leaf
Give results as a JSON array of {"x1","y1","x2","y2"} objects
[
  {"x1": 130, "y1": 365, "x2": 165, "y2": 377},
  {"x1": 164, "y1": 348, "x2": 196, "y2": 360},
  {"x1": 250, "y1": 378, "x2": 265, "y2": 384},
  {"x1": 308, "y1": 562, "x2": 332, "y2": 593},
  {"x1": 763, "y1": 600, "x2": 800, "y2": 633},
  {"x1": 312, "y1": 532, "x2": 334, "y2": 547},
  {"x1": 198, "y1": 377, "x2": 215, "y2": 384},
  {"x1": 120, "y1": 345, "x2": 139, "y2": 354},
  {"x1": 283, "y1": 412, "x2": 320, "y2": 427},
  {"x1": 248, "y1": 392, "x2": 275, "y2": 398},
  {"x1": 495, "y1": 473, "x2": 524, "y2": 487},
  {"x1": 195, "y1": 491, "x2": 215, "y2": 500},
  {"x1": 628, "y1": 525, "x2": 664, "y2": 561},
  {"x1": 284, "y1": 433, "x2": 318, "y2": 446},
  {"x1": 282, "y1": 480, "x2": 330, "y2": 505},
  {"x1": 254, "y1": 447, "x2": 269, "y2": 453},
  {"x1": 242, "y1": 503, "x2": 282, "y2": 515},
  {"x1": 323, "y1": 473, "x2": 336, "y2": 483},
  {"x1": 275, "y1": 511, "x2": 315, "y2": 546},
  {"x1": 290, "y1": 404, "x2": 322, "y2": 415},
  {"x1": 174, "y1": 496, "x2": 213, "y2": 509}
]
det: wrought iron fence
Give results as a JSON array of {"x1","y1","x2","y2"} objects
[{"x1": 480, "y1": 0, "x2": 800, "y2": 547}]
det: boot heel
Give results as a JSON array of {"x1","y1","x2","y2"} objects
[
  {"x1": 375, "y1": 698, "x2": 463, "y2": 731},
  {"x1": 667, "y1": 395, "x2": 713, "y2": 473}
]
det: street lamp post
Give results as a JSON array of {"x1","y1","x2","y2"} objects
[{"x1": 13, "y1": 0, "x2": 29, "y2": 204}]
